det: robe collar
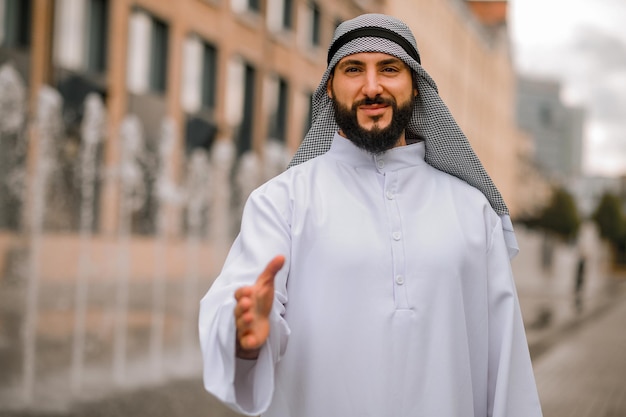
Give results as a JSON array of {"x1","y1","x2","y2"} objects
[{"x1": 327, "y1": 132, "x2": 426, "y2": 173}]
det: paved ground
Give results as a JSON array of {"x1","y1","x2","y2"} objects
[
  {"x1": 532, "y1": 292, "x2": 626, "y2": 417},
  {"x1": 2, "y1": 287, "x2": 625, "y2": 417}
]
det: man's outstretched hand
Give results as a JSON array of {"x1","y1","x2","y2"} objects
[{"x1": 234, "y1": 255, "x2": 285, "y2": 359}]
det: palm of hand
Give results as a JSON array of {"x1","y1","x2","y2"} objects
[{"x1": 235, "y1": 255, "x2": 285, "y2": 351}]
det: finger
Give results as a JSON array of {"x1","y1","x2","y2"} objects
[
  {"x1": 256, "y1": 255, "x2": 286, "y2": 287},
  {"x1": 234, "y1": 297, "x2": 252, "y2": 318},
  {"x1": 238, "y1": 312, "x2": 254, "y2": 327},
  {"x1": 236, "y1": 312, "x2": 255, "y2": 331},
  {"x1": 234, "y1": 286, "x2": 253, "y2": 301},
  {"x1": 240, "y1": 334, "x2": 261, "y2": 350}
]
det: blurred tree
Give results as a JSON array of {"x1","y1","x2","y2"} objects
[
  {"x1": 591, "y1": 192, "x2": 625, "y2": 245},
  {"x1": 518, "y1": 186, "x2": 581, "y2": 241},
  {"x1": 537, "y1": 187, "x2": 581, "y2": 241}
]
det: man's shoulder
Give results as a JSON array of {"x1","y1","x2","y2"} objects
[
  {"x1": 427, "y1": 164, "x2": 489, "y2": 200},
  {"x1": 425, "y1": 164, "x2": 500, "y2": 224},
  {"x1": 252, "y1": 155, "x2": 326, "y2": 196}
]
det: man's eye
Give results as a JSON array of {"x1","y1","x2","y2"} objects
[
  {"x1": 382, "y1": 67, "x2": 399, "y2": 73},
  {"x1": 345, "y1": 67, "x2": 360, "y2": 73}
]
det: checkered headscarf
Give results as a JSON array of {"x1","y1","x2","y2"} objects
[{"x1": 288, "y1": 13, "x2": 519, "y2": 257}]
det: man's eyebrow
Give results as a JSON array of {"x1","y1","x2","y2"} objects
[
  {"x1": 378, "y1": 58, "x2": 405, "y2": 67},
  {"x1": 337, "y1": 59, "x2": 364, "y2": 69}
]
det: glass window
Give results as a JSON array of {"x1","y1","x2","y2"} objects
[
  {"x1": 237, "y1": 62, "x2": 256, "y2": 155},
  {"x1": 86, "y1": 0, "x2": 109, "y2": 73},
  {"x1": 201, "y1": 42, "x2": 217, "y2": 110},
  {"x1": 282, "y1": 0, "x2": 293, "y2": 30},
  {"x1": 268, "y1": 76, "x2": 288, "y2": 142},
  {"x1": 540, "y1": 104, "x2": 552, "y2": 128},
  {"x1": 233, "y1": 0, "x2": 261, "y2": 14},
  {"x1": 149, "y1": 17, "x2": 168, "y2": 93},
  {"x1": 248, "y1": 0, "x2": 261, "y2": 13},
  {"x1": 2, "y1": 0, "x2": 32, "y2": 48},
  {"x1": 310, "y1": 2, "x2": 320, "y2": 47}
]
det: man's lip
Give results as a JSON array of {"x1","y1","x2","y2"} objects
[
  {"x1": 359, "y1": 103, "x2": 388, "y2": 109},
  {"x1": 359, "y1": 104, "x2": 389, "y2": 115}
]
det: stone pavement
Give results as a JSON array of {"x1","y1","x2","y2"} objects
[{"x1": 532, "y1": 291, "x2": 626, "y2": 417}]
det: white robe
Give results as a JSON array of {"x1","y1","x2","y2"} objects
[{"x1": 199, "y1": 133, "x2": 543, "y2": 417}]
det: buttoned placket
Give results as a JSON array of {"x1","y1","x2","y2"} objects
[{"x1": 375, "y1": 155, "x2": 410, "y2": 310}]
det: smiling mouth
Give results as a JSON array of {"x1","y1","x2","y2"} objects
[{"x1": 359, "y1": 105, "x2": 389, "y2": 116}]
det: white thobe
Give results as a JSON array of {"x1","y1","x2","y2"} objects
[{"x1": 199, "y1": 133, "x2": 543, "y2": 417}]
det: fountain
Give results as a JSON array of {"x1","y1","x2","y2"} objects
[
  {"x1": 209, "y1": 140, "x2": 235, "y2": 248},
  {"x1": 112, "y1": 115, "x2": 147, "y2": 385},
  {"x1": 150, "y1": 117, "x2": 181, "y2": 378},
  {"x1": 22, "y1": 86, "x2": 64, "y2": 403},
  {"x1": 0, "y1": 69, "x2": 293, "y2": 411},
  {"x1": 180, "y1": 147, "x2": 212, "y2": 370},
  {"x1": 0, "y1": 63, "x2": 27, "y2": 230},
  {"x1": 70, "y1": 93, "x2": 106, "y2": 393},
  {"x1": 263, "y1": 139, "x2": 290, "y2": 181}
]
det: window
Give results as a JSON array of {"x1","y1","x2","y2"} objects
[
  {"x1": 150, "y1": 17, "x2": 168, "y2": 93},
  {"x1": 201, "y1": 42, "x2": 217, "y2": 109},
  {"x1": 181, "y1": 35, "x2": 217, "y2": 114},
  {"x1": 310, "y1": 3, "x2": 321, "y2": 47},
  {"x1": 52, "y1": 0, "x2": 109, "y2": 73},
  {"x1": 267, "y1": 75, "x2": 289, "y2": 142},
  {"x1": 225, "y1": 57, "x2": 256, "y2": 155},
  {"x1": 238, "y1": 63, "x2": 256, "y2": 155},
  {"x1": 248, "y1": 0, "x2": 260, "y2": 13},
  {"x1": 540, "y1": 104, "x2": 552, "y2": 128},
  {"x1": 182, "y1": 36, "x2": 218, "y2": 154},
  {"x1": 282, "y1": 0, "x2": 293, "y2": 30},
  {"x1": 299, "y1": 2, "x2": 321, "y2": 49},
  {"x1": 1, "y1": 0, "x2": 32, "y2": 48},
  {"x1": 86, "y1": 0, "x2": 108, "y2": 73},
  {"x1": 267, "y1": 0, "x2": 293, "y2": 33},
  {"x1": 127, "y1": 10, "x2": 169, "y2": 94},
  {"x1": 232, "y1": 0, "x2": 261, "y2": 14}
]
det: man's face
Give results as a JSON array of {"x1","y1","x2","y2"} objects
[{"x1": 327, "y1": 52, "x2": 417, "y2": 154}]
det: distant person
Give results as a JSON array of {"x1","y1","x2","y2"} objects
[
  {"x1": 575, "y1": 254, "x2": 586, "y2": 312},
  {"x1": 199, "y1": 13, "x2": 543, "y2": 417}
]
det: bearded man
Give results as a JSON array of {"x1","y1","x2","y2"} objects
[{"x1": 199, "y1": 13, "x2": 543, "y2": 417}]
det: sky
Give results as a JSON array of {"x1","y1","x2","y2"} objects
[{"x1": 508, "y1": 0, "x2": 626, "y2": 178}]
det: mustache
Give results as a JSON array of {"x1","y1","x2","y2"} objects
[{"x1": 353, "y1": 96, "x2": 396, "y2": 107}]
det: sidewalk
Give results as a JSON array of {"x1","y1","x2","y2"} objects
[
  {"x1": 3, "y1": 291, "x2": 624, "y2": 417},
  {"x1": 64, "y1": 289, "x2": 624, "y2": 417},
  {"x1": 532, "y1": 290, "x2": 626, "y2": 417}
]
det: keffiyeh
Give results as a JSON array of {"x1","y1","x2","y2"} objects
[{"x1": 288, "y1": 13, "x2": 519, "y2": 257}]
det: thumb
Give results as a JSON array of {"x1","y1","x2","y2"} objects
[{"x1": 256, "y1": 255, "x2": 285, "y2": 288}]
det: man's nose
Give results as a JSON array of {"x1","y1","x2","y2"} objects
[{"x1": 361, "y1": 72, "x2": 383, "y2": 98}]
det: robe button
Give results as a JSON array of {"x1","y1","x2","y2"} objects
[
  {"x1": 376, "y1": 160, "x2": 385, "y2": 169},
  {"x1": 395, "y1": 275, "x2": 404, "y2": 285},
  {"x1": 386, "y1": 190, "x2": 394, "y2": 200},
  {"x1": 392, "y1": 231, "x2": 401, "y2": 240}
]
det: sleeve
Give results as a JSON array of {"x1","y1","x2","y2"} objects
[
  {"x1": 198, "y1": 187, "x2": 292, "y2": 416},
  {"x1": 486, "y1": 219, "x2": 544, "y2": 417}
]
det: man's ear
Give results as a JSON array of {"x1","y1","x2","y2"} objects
[{"x1": 413, "y1": 87, "x2": 418, "y2": 97}]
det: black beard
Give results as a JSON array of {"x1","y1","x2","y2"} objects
[{"x1": 332, "y1": 95, "x2": 414, "y2": 155}]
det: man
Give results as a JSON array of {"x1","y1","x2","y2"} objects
[{"x1": 199, "y1": 14, "x2": 542, "y2": 417}]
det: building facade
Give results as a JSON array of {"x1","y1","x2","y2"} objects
[{"x1": 516, "y1": 76, "x2": 585, "y2": 181}]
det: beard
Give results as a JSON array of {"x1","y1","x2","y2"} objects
[{"x1": 331, "y1": 94, "x2": 414, "y2": 155}]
